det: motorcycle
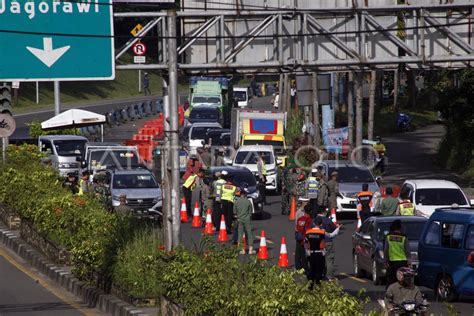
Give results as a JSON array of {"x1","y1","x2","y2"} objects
[
  {"x1": 396, "y1": 113, "x2": 413, "y2": 132},
  {"x1": 378, "y1": 299, "x2": 429, "y2": 316}
]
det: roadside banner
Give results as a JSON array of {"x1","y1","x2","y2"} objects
[{"x1": 322, "y1": 127, "x2": 349, "y2": 153}]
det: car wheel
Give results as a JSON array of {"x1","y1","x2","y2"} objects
[
  {"x1": 353, "y1": 252, "x2": 363, "y2": 277},
  {"x1": 436, "y1": 275, "x2": 458, "y2": 302},
  {"x1": 372, "y1": 260, "x2": 381, "y2": 285}
]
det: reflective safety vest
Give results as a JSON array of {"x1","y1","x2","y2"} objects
[
  {"x1": 221, "y1": 184, "x2": 237, "y2": 203},
  {"x1": 306, "y1": 177, "x2": 320, "y2": 194},
  {"x1": 183, "y1": 174, "x2": 197, "y2": 190},
  {"x1": 305, "y1": 227, "x2": 327, "y2": 253},
  {"x1": 214, "y1": 179, "x2": 226, "y2": 201},
  {"x1": 259, "y1": 159, "x2": 267, "y2": 176},
  {"x1": 78, "y1": 179, "x2": 85, "y2": 196},
  {"x1": 399, "y1": 200, "x2": 415, "y2": 216},
  {"x1": 387, "y1": 233, "x2": 408, "y2": 261},
  {"x1": 357, "y1": 191, "x2": 373, "y2": 212}
]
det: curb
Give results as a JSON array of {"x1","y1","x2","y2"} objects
[{"x1": 0, "y1": 225, "x2": 149, "y2": 316}]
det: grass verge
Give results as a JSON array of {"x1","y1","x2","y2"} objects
[{"x1": 374, "y1": 108, "x2": 438, "y2": 136}]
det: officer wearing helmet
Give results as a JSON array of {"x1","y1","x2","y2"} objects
[
  {"x1": 373, "y1": 136, "x2": 387, "y2": 174},
  {"x1": 384, "y1": 267, "x2": 424, "y2": 313}
]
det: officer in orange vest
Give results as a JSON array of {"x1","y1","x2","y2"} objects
[
  {"x1": 305, "y1": 217, "x2": 341, "y2": 289},
  {"x1": 357, "y1": 183, "x2": 374, "y2": 224}
]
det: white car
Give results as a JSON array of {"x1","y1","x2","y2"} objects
[
  {"x1": 232, "y1": 145, "x2": 279, "y2": 191},
  {"x1": 233, "y1": 87, "x2": 251, "y2": 108},
  {"x1": 187, "y1": 122, "x2": 222, "y2": 154},
  {"x1": 399, "y1": 179, "x2": 471, "y2": 217}
]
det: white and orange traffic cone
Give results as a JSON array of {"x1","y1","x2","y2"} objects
[
  {"x1": 180, "y1": 197, "x2": 189, "y2": 223},
  {"x1": 203, "y1": 208, "x2": 214, "y2": 235},
  {"x1": 257, "y1": 230, "x2": 269, "y2": 260},
  {"x1": 330, "y1": 207, "x2": 338, "y2": 225},
  {"x1": 191, "y1": 201, "x2": 201, "y2": 228},
  {"x1": 288, "y1": 196, "x2": 297, "y2": 221},
  {"x1": 278, "y1": 237, "x2": 289, "y2": 268},
  {"x1": 217, "y1": 215, "x2": 229, "y2": 242}
]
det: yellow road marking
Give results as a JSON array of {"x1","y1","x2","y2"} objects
[
  {"x1": 0, "y1": 247, "x2": 95, "y2": 316},
  {"x1": 339, "y1": 272, "x2": 368, "y2": 283},
  {"x1": 255, "y1": 236, "x2": 274, "y2": 244}
]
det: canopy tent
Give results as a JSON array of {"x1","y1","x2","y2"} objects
[{"x1": 41, "y1": 109, "x2": 106, "y2": 141}]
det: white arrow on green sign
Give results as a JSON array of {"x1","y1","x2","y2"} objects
[{"x1": 0, "y1": 0, "x2": 115, "y2": 81}]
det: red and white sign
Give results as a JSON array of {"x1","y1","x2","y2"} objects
[{"x1": 132, "y1": 42, "x2": 147, "y2": 56}]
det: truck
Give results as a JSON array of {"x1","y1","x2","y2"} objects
[
  {"x1": 230, "y1": 108, "x2": 288, "y2": 166},
  {"x1": 188, "y1": 76, "x2": 232, "y2": 126}
]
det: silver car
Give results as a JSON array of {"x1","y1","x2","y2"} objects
[
  {"x1": 38, "y1": 135, "x2": 88, "y2": 176},
  {"x1": 106, "y1": 168, "x2": 162, "y2": 212}
]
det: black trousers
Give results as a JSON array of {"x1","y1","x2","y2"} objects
[
  {"x1": 221, "y1": 200, "x2": 234, "y2": 232},
  {"x1": 212, "y1": 201, "x2": 222, "y2": 231},
  {"x1": 183, "y1": 187, "x2": 193, "y2": 218},
  {"x1": 307, "y1": 253, "x2": 326, "y2": 288},
  {"x1": 259, "y1": 178, "x2": 267, "y2": 204},
  {"x1": 386, "y1": 260, "x2": 408, "y2": 288},
  {"x1": 295, "y1": 243, "x2": 308, "y2": 271}
]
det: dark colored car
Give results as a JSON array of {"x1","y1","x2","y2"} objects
[
  {"x1": 207, "y1": 166, "x2": 263, "y2": 218},
  {"x1": 205, "y1": 128, "x2": 230, "y2": 146},
  {"x1": 352, "y1": 215, "x2": 427, "y2": 285},
  {"x1": 188, "y1": 106, "x2": 223, "y2": 125},
  {"x1": 418, "y1": 208, "x2": 474, "y2": 301}
]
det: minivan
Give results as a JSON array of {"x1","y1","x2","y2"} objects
[
  {"x1": 418, "y1": 207, "x2": 474, "y2": 301},
  {"x1": 38, "y1": 135, "x2": 88, "y2": 176}
]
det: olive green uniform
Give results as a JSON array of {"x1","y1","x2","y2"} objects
[
  {"x1": 115, "y1": 204, "x2": 132, "y2": 217},
  {"x1": 233, "y1": 196, "x2": 254, "y2": 246}
]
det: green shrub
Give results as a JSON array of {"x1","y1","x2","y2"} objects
[{"x1": 0, "y1": 144, "x2": 122, "y2": 281}]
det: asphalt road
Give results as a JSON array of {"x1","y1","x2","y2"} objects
[{"x1": 0, "y1": 245, "x2": 101, "y2": 316}]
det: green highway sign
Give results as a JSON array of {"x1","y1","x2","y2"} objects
[{"x1": 0, "y1": 0, "x2": 115, "y2": 81}]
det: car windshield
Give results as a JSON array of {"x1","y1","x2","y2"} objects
[
  {"x1": 193, "y1": 96, "x2": 221, "y2": 104},
  {"x1": 113, "y1": 173, "x2": 158, "y2": 189},
  {"x1": 415, "y1": 188, "x2": 468, "y2": 206},
  {"x1": 53, "y1": 140, "x2": 87, "y2": 157},
  {"x1": 328, "y1": 166, "x2": 374, "y2": 183},
  {"x1": 242, "y1": 139, "x2": 285, "y2": 155},
  {"x1": 90, "y1": 150, "x2": 140, "y2": 169},
  {"x1": 234, "y1": 151, "x2": 274, "y2": 164},
  {"x1": 376, "y1": 221, "x2": 426, "y2": 241},
  {"x1": 191, "y1": 126, "x2": 217, "y2": 140},
  {"x1": 233, "y1": 91, "x2": 247, "y2": 101},
  {"x1": 190, "y1": 109, "x2": 218, "y2": 121}
]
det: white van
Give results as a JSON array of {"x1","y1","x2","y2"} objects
[
  {"x1": 233, "y1": 87, "x2": 251, "y2": 108},
  {"x1": 38, "y1": 135, "x2": 88, "y2": 177}
]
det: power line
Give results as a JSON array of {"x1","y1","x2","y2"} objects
[{"x1": 0, "y1": 20, "x2": 471, "y2": 40}]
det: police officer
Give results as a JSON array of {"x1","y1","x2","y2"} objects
[
  {"x1": 221, "y1": 176, "x2": 237, "y2": 234},
  {"x1": 201, "y1": 176, "x2": 214, "y2": 220},
  {"x1": 305, "y1": 169, "x2": 320, "y2": 200},
  {"x1": 213, "y1": 171, "x2": 227, "y2": 228},
  {"x1": 315, "y1": 206, "x2": 339, "y2": 280},
  {"x1": 396, "y1": 193, "x2": 416, "y2": 216},
  {"x1": 384, "y1": 219, "x2": 410, "y2": 287},
  {"x1": 182, "y1": 169, "x2": 204, "y2": 218},
  {"x1": 305, "y1": 217, "x2": 341, "y2": 289},
  {"x1": 326, "y1": 171, "x2": 340, "y2": 215},
  {"x1": 257, "y1": 153, "x2": 267, "y2": 205},
  {"x1": 357, "y1": 183, "x2": 374, "y2": 223},
  {"x1": 373, "y1": 136, "x2": 387, "y2": 174},
  {"x1": 234, "y1": 187, "x2": 255, "y2": 255},
  {"x1": 78, "y1": 171, "x2": 91, "y2": 196},
  {"x1": 115, "y1": 194, "x2": 132, "y2": 217}
]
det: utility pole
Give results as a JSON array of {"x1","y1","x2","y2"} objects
[
  {"x1": 161, "y1": 78, "x2": 172, "y2": 251},
  {"x1": 347, "y1": 72, "x2": 354, "y2": 155},
  {"x1": 167, "y1": 10, "x2": 181, "y2": 248},
  {"x1": 355, "y1": 71, "x2": 363, "y2": 162},
  {"x1": 54, "y1": 81, "x2": 60, "y2": 115},
  {"x1": 393, "y1": 68, "x2": 399, "y2": 110},
  {"x1": 282, "y1": 73, "x2": 289, "y2": 112},
  {"x1": 312, "y1": 72, "x2": 320, "y2": 147},
  {"x1": 278, "y1": 74, "x2": 283, "y2": 110},
  {"x1": 368, "y1": 70, "x2": 376, "y2": 141}
]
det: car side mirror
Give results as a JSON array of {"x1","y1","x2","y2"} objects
[
  {"x1": 76, "y1": 156, "x2": 82, "y2": 162},
  {"x1": 375, "y1": 176, "x2": 382, "y2": 182},
  {"x1": 362, "y1": 234, "x2": 372, "y2": 240}
]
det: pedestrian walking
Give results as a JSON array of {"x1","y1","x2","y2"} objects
[
  {"x1": 234, "y1": 187, "x2": 255, "y2": 254},
  {"x1": 221, "y1": 176, "x2": 237, "y2": 234},
  {"x1": 357, "y1": 183, "x2": 374, "y2": 223},
  {"x1": 143, "y1": 73, "x2": 151, "y2": 96},
  {"x1": 384, "y1": 219, "x2": 410, "y2": 288},
  {"x1": 316, "y1": 206, "x2": 339, "y2": 280},
  {"x1": 295, "y1": 203, "x2": 312, "y2": 271},
  {"x1": 326, "y1": 171, "x2": 341, "y2": 215},
  {"x1": 115, "y1": 194, "x2": 132, "y2": 217},
  {"x1": 380, "y1": 187, "x2": 399, "y2": 216},
  {"x1": 305, "y1": 217, "x2": 341, "y2": 289},
  {"x1": 290, "y1": 83, "x2": 297, "y2": 108}
]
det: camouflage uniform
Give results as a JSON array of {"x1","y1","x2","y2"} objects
[
  {"x1": 296, "y1": 172, "x2": 307, "y2": 202},
  {"x1": 280, "y1": 167, "x2": 289, "y2": 214},
  {"x1": 282, "y1": 169, "x2": 297, "y2": 214}
]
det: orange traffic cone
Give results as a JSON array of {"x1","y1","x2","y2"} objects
[
  {"x1": 288, "y1": 196, "x2": 297, "y2": 221},
  {"x1": 180, "y1": 197, "x2": 189, "y2": 223},
  {"x1": 257, "y1": 230, "x2": 269, "y2": 260},
  {"x1": 218, "y1": 215, "x2": 229, "y2": 242},
  {"x1": 330, "y1": 207, "x2": 338, "y2": 225},
  {"x1": 191, "y1": 201, "x2": 201, "y2": 228},
  {"x1": 203, "y1": 208, "x2": 214, "y2": 235},
  {"x1": 278, "y1": 237, "x2": 289, "y2": 268}
]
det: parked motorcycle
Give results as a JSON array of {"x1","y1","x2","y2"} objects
[{"x1": 396, "y1": 113, "x2": 413, "y2": 132}]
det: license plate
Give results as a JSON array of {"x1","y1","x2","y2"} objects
[{"x1": 349, "y1": 200, "x2": 357, "y2": 205}]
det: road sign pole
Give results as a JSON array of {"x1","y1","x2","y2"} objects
[
  {"x1": 168, "y1": 10, "x2": 181, "y2": 248},
  {"x1": 54, "y1": 81, "x2": 60, "y2": 115},
  {"x1": 36, "y1": 82, "x2": 39, "y2": 104},
  {"x1": 138, "y1": 70, "x2": 142, "y2": 93},
  {"x1": 2, "y1": 137, "x2": 7, "y2": 164}
]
